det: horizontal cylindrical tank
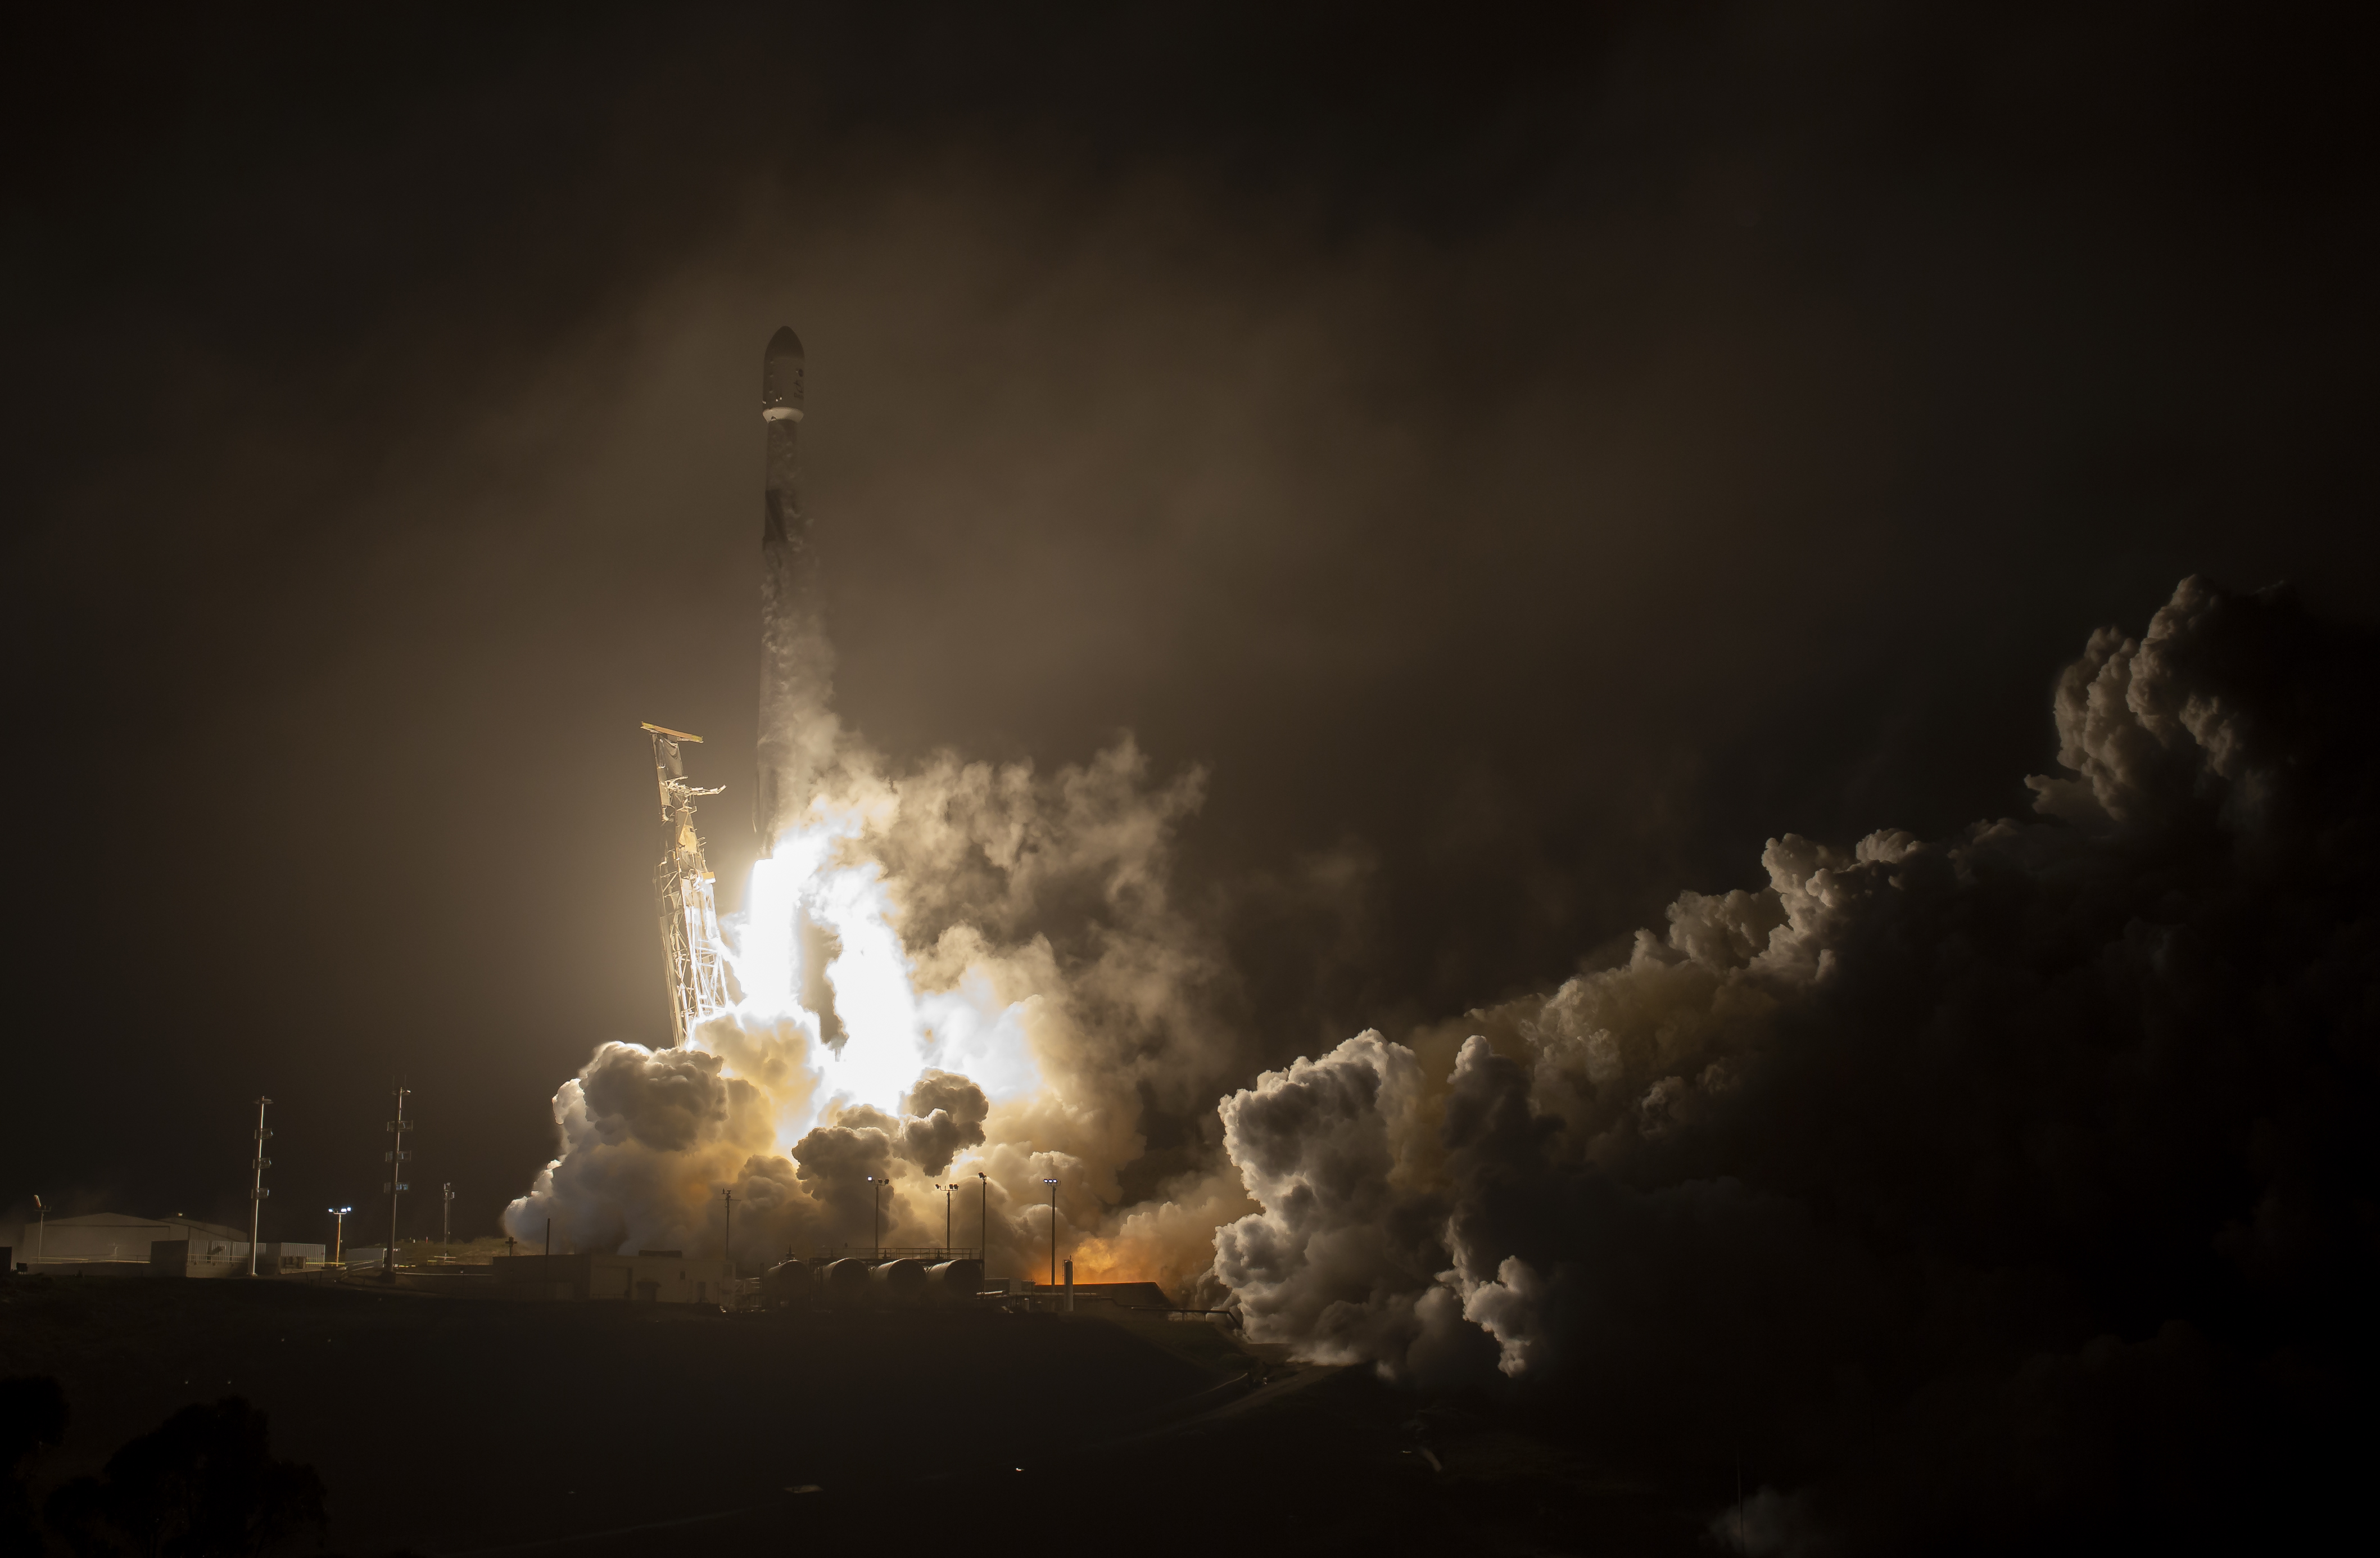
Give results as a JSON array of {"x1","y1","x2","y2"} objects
[
  {"x1": 820, "y1": 1257, "x2": 874, "y2": 1307},
  {"x1": 869, "y1": 1258, "x2": 928, "y2": 1304},
  {"x1": 924, "y1": 1258, "x2": 984, "y2": 1302},
  {"x1": 762, "y1": 1257, "x2": 813, "y2": 1309}
]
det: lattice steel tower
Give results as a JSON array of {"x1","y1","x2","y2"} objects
[{"x1": 643, "y1": 723, "x2": 732, "y2": 1046}]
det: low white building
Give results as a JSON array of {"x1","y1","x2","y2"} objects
[
  {"x1": 8, "y1": 1214, "x2": 325, "y2": 1277},
  {"x1": 148, "y1": 1237, "x2": 248, "y2": 1277},
  {"x1": 147, "y1": 1239, "x2": 327, "y2": 1277},
  {"x1": 10, "y1": 1212, "x2": 245, "y2": 1274},
  {"x1": 256, "y1": 1240, "x2": 325, "y2": 1272}
]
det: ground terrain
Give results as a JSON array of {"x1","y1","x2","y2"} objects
[{"x1": 1, "y1": 1274, "x2": 1699, "y2": 1556}]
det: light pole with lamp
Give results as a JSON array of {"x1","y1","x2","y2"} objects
[
  {"x1": 976, "y1": 1172, "x2": 989, "y2": 1272},
  {"x1": 1042, "y1": 1177, "x2": 1059, "y2": 1293},
  {"x1": 866, "y1": 1175, "x2": 884, "y2": 1261},
  {"x1": 328, "y1": 1207, "x2": 351, "y2": 1267},
  {"x1": 441, "y1": 1184, "x2": 454, "y2": 1257}
]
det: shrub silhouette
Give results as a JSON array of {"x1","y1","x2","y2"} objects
[
  {"x1": 44, "y1": 1397, "x2": 324, "y2": 1557},
  {"x1": 2, "y1": 1376, "x2": 69, "y2": 1558}
]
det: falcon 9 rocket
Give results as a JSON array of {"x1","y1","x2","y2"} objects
[{"x1": 754, "y1": 326, "x2": 837, "y2": 852}]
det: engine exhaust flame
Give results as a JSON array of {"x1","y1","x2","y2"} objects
[
  {"x1": 728, "y1": 798, "x2": 1037, "y2": 1133},
  {"x1": 503, "y1": 738, "x2": 1238, "y2": 1291}
]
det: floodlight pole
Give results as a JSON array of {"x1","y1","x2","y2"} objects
[
  {"x1": 328, "y1": 1207, "x2": 351, "y2": 1266},
  {"x1": 867, "y1": 1175, "x2": 882, "y2": 1260},
  {"x1": 720, "y1": 1186, "x2": 737, "y2": 1277},
  {"x1": 248, "y1": 1098, "x2": 274, "y2": 1277},
  {"x1": 33, "y1": 1194, "x2": 44, "y2": 1262},
  {"x1": 1042, "y1": 1177, "x2": 1059, "y2": 1291},
  {"x1": 976, "y1": 1172, "x2": 988, "y2": 1271},
  {"x1": 441, "y1": 1184, "x2": 454, "y2": 1256}
]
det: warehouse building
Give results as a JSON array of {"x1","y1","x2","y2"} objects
[
  {"x1": 5, "y1": 1213, "x2": 324, "y2": 1277},
  {"x1": 8, "y1": 1212, "x2": 246, "y2": 1275}
]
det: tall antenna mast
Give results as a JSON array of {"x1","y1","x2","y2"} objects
[
  {"x1": 247, "y1": 1098, "x2": 273, "y2": 1277},
  {"x1": 381, "y1": 1082, "x2": 412, "y2": 1285},
  {"x1": 642, "y1": 724, "x2": 732, "y2": 1047}
]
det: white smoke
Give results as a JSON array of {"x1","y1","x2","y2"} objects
[{"x1": 505, "y1": 733, "x2": 1251, "y2": 1285}]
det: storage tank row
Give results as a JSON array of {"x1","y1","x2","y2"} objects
[{"x1": 761, "y1": 1256, "x2": 983, "y2": 1309}]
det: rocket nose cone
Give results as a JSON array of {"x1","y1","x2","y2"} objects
[{"x1": 763, "y1": 326, "x2": 806, "y2": 408}]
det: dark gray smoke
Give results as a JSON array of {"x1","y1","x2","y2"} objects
[
  {"x1": 1209, "y1": 577, "x2": 2378, "y2": 1552},
  {"x1": 895, "y1": 1070, "x2": 990, "y2": 1175},
  {"x1": 795, "y1": 907, "x2": 847, "y2": 1051}
]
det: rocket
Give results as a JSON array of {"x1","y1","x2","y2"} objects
[{"x1": 754, "y1": 325, "x2": 836, "y2": 852}]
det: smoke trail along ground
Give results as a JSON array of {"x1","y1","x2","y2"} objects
[{"x1": 1207, "y1": 576, "x2": 2376, "y2": 1552}]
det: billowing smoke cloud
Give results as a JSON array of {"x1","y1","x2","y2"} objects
[
  {"x1": 505, "y1": 572, "x2": 2370, "y2": 1543},
  {"x1": 1207, "y1": 577, "x2": 2377, "y2": 1551},
  {"x1": 892, "y1": 1070, "x2": 989, "y2": 1175},
  {"x1": 506, "y1": 730, "x2": 1251, "y2": 1285}
]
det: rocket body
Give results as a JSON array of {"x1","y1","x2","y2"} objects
[{"x1": 755, "y1": 326, "x2": 837, "y2": 850}]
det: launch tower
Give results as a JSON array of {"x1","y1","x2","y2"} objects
[{"x1": 643, "y1": 722, "x2": 732, "y2": 1046}]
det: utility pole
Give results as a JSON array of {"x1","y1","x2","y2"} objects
[
  {"x1": 720, "y1": 1186, "x2": 737, "y2": 1277},
  {"x1": 441, "y1": 1184, "x2": 454, "y2": 1257},
  {"x1": 381, "y1": 1083, "x2": 413, "y2": 1284},
  {"x1": 1042, "y1": 1177, "x2": 1059, "y2": 1291},
  {"x1": 248, "y1": 1098, "x2": 274, "y2": 1277},
  {"x1": 328, "y1": 1207, "x2": 351, "y2": 1266}
]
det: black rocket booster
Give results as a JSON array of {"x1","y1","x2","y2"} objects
[{"x1": 755, "y1": 326, "x2": 837, "y2": 852}]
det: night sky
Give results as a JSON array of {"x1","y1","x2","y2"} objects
[{"x1": 5, "y1": 0, "x2": 2372, "y2": 1395}]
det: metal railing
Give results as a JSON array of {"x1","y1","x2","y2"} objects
[{"x1": 802, "y1": 1245, "x2": 984, "y2": 1264}]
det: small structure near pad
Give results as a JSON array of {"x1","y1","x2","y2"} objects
[{"x1": 491, "y1": 1250, "x2": 729, "y2": 1304}]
